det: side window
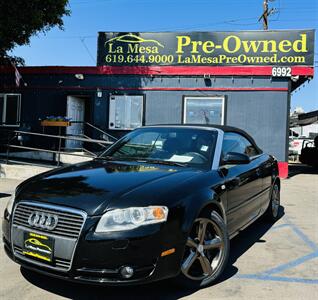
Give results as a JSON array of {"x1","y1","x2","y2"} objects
[
  {"x1": 222, "y1": 132, "x2": 259, "y2": 158},
  {"x1": 240, "y1": 135, "x2": 259, "y2": 157},
  {"x1": 222, "y1": 133, "x2": 242, "y2": 156}
]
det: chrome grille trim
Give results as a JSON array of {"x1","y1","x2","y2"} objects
[
  {"x1": 11, "y1": 201, "x2": 87, "y2": 272},
  {"x1": 14, "y1": 245, "x2": 71, "y2": 271},
  {"x1": 12, "y1": 202, "x2": 85, "y2": 238}
]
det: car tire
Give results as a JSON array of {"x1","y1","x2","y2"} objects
[
  {"x1": 175, "y1": 210, "x2": 230, "y2": 289},
  {"x1": 264, "y1": 182, "x2": 280, "y2": 222}
]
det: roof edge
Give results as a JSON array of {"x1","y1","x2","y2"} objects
[{"x1": 0, "y1": 65, "x2": 314, "y2": 77}]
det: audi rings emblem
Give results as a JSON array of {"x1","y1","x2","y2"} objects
[{"x1": 28, "y1": 211, "x2": 58, "y2": 230}]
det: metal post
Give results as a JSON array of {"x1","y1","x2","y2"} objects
[
  {"x1": 6, "y1": 132, "x2": 11, "y2": 164},
  {"x1": 57, "y1": 126, "x2": 62, "y2": 166}
]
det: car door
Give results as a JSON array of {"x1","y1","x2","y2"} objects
[{"x1": 220, "y1": 132, "x2": 263, "y2": 235}]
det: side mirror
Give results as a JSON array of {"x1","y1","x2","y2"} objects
[{"x1": 221, "y1": 152, "x2": 250, "y2": 165}]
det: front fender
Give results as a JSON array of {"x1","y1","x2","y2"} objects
[{"x1": 180, "y1": 187, "x2": 226, "y2": 234}]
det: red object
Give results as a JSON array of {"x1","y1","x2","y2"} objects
[
  {"x1": 0, "y1": 65, "x2": 314, "y2": 76},
  {"x1": 278, "y1": 162, "x2": 289, "y2": 179}
]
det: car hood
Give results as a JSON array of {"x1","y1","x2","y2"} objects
[{"x1": 16, "y1": 160, "x2": 201, "y2": 216}]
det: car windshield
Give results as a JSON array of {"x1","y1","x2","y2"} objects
[{"x1": 101, "y1": 127, "x2": 218, "y2": 169}]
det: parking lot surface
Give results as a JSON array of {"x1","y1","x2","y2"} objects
[{"x1": 0, "y1": 164, "x2": 317, "y2": 299}]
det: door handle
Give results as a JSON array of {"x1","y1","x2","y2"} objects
[{"x1": 256, "y1": 168, "x2": 261, "y2": 176}]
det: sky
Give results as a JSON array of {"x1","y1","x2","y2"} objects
[{"x1": 10, "y1": 0, "x2": 318, "y2": 112}]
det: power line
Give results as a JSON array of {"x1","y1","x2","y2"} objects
[
  {"x1": 71, "y1": 0, "x2": 315, "y2": 12},
  {"x1": 36, "y1": 35, "x2": 96, "y2": 39},
  {"x1": 223, "y1": 20, "x2": 259, "y2": 26},
  {"x1": 135, "y1": 17, "x2": 259, "y2": 31},
  {"x1": 72, "y1": 0, "x2": 199, "y2": 4},
  {"x1": 272, "y1": 0, "x2": 281, "y2": 22},
  {"x1": 79, "y1": 37, "x2": 96, "y2": 64},
  {"x1": 270, "y1": 18, "x2": 317, "y2": 22},
  {"x1": 31, "y1": 16, "x2": 261, "y2": 39},
  {"x1": 72, "y1": 0, "x2": 261, "y2": 4},
  {"x1": 278, "y1": 7, "x2": 316, "y2": 11}
]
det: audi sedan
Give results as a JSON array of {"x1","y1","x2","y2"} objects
[{"x1": 2, "y1": 125, "x2": 281, "y2": 288}]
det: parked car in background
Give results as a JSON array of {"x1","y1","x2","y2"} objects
[
  {"x1": 3, "y1": 125, "x2": 281, "y2": 288},
  {"x1": 299, "y1": 137, "x2": 318, "y2": 168},
  {"x1": 289, "y1": 136, "x2": 313, "y2": 156}
]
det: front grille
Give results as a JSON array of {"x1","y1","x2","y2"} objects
[
  {"x1": 12, "y1": 202, "x2": 87, "y2": 272},
  {"x1": 13, "y1": 203, "x2": 84, "y2": 239},
  {"x1": 14, "y1": 246, "x2": 72, "y2": 271},
  {"x1": 55, "y1": 258, "x2": 72, "y2": 269}
]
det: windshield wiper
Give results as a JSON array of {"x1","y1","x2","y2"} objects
[
  {"x1": 96, "y1": 156, "x2": 187, "y2": 167},
  {"x1": 95, "y1": 156, "x2": 115, "y2": 161},
  {"x1": 137, "y1": 158, "x2": 187, "y2": 167},
  {"x1": 96, "y1": 156, "x2": 148, "y2": 162},
  {"x1": 96, "y1": 155, "x2": 138, "y2": 161}
]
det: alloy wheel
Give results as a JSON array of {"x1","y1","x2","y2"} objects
[{"x1": 181, "y1": 217, "x2": 225, "y2": 281}]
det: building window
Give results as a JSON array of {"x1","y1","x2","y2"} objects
[
  {"x1": 109, "y1": 95, "x2": 144, "y2": 130},
  {"x1": 183, "y1": 96, "x2": 225, "y2": 125},
  {"x1": 0, "y1": 94, "x2": 21, "y2": 126}
]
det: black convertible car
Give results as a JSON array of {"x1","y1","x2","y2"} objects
[{"x1": 2, "y1": 125, "x2": 280, "y2": 288}]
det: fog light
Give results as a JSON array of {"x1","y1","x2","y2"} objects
[{"x1": 120, "y1": 266, "x2": 134, "y2": 279}]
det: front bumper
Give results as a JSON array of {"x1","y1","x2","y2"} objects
[{"x1": 2, "y1": 208, "x2": 185, "y2": 285}]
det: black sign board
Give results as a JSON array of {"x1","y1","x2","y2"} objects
[{"x1": 97, "y1": 30, "x2": 315, "y2": 67}]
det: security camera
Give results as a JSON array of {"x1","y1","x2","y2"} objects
[
  {"x1": 75, "y1": 74, "x2": 84, "y2": 80},
  {"x1": 291, "y1": 75, "x2": 299, "y2": 82}
]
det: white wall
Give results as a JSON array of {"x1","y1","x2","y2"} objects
[{"x1": 291, "y1": 123, "x2": 318, "y2": 137}]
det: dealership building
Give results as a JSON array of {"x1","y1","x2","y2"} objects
[{"x1": 0, "y1": 30, "x2": 315, "y2": 177}]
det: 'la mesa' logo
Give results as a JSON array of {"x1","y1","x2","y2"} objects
[{"x1": 105, "y1": 33, "x2": 164, "y2": 54}]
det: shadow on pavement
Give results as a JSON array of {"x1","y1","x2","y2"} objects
[
  {"x1": 20, "y1": 207, "x2": 284, "y2": 299},
  {"x1": 287, "y1": 163, "x2": 318, "y2": 179},
  {"x1": 217, "y1": 206, "x2": 285, "y2": 284}
]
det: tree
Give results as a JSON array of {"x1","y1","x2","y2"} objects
[{"x1": 0, "y1": 0, "x2": 70, "y2": 65}]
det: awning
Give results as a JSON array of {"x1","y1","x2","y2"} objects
[{"x1": 290, "y1": 110, "x2": 318, "y2": 127}]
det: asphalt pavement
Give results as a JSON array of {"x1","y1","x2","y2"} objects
[{"x1": 0, "y1": 164, "x2": 317, "y2": 299}]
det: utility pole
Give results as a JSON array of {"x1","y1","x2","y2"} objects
[
  {"x1": 263, "y1": 0, "x2": 269, "y2": 30},
  {"x1": 258, "y1": 0, "x2": 275, "y2": 30}
]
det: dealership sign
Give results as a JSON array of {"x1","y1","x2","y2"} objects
[{"x1": 97, "y1": 30, "x2": 314, "y2": 67}]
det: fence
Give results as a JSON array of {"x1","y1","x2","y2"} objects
[{"x1": 0, "y1": 122, "x2": 117, "y2": 166}]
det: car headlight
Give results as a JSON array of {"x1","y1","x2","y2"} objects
[
  {"x1": 5, "y1": 191, "x2": 16, "y2": 216},
  {"x1": 95, "y1": 206, "x2": 168, "y2": 233}
]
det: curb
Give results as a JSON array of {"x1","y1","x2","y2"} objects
[{"x1": 0, "y1": 163, "x2": 53, "y2": 180}]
